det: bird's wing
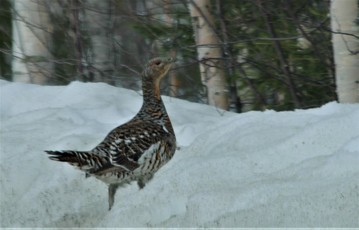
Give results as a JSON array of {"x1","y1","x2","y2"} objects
[{"x1": 93, "y1": 120, "x2": 172, "y2": 171}]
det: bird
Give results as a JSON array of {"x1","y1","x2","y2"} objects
[{"x1": 45, "y1": 57, "x2": 177, "y2": 210}]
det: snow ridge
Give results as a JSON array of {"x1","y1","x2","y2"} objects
[{"x1": 1, "y1": 80, "x2": 358, "y2": 227}]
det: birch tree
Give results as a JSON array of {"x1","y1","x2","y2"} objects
[
  {"x1": 331, "y1": 0, "x2": 359, "y2": 103},
  {"x1": 12, "y1": 0, "x2": 53, "y2": 84},
  {"x1": 163, "y1": 0, "x2": 180, "y2": 97},
  {"x1": 188, "y1": 0, "x2": 229, "y2": 110}
]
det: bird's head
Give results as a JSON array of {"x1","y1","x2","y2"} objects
[{"x1": 142, "y1": 57, "x2": 175, "y2": 83}]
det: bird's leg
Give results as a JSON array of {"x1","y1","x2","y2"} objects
[
  {"x1": 137, "y1": 174, "x2": 154, "y2": 189},
  {"x1": 108, "y1": 184, "x2": 119, "y2": 210},
  {"x1": 137, "y1": 178, "x2": 145, "y2": 189}
]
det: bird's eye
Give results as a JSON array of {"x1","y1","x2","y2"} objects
[{"x1": 154, "y1": 60, "x2": 161, "y2": 66}]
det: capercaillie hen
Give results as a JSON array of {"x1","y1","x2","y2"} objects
[{"x1": 46, "y1": 57, "x2": 176, "y2": 210}]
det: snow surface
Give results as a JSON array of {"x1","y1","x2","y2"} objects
[{"x1": 0, "y1": 79, "x2": 358, "y2": 227}]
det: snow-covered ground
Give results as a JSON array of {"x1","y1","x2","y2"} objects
[{"x1": 1, "y1": 80, "x2": 358, "y2": 227}]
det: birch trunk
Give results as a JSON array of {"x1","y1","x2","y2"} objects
[
  {"x1": 12, "y1": 0, "x2": 52, "y2": 84},
  {"x1": 188, "y1": 0, "x2": 229, "y2": 110},
  {"x1": 163, "y1": 0, "x2": 180, "y2": 97},
  {"x1": 331, "y1": 0, "x2": 359, "y2": 103}
]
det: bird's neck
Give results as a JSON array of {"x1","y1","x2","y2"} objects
[
  {"x1": 142, "y1": 77, "x2": 161, "y2": 102},
  {"x1": 134, "y1": 75, "x2": 175, "y2": 135},
  {"x1": 136, "y1": 75, "x2": 165, "y2": 118}
]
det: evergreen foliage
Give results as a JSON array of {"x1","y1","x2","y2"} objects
[{"x1": 132, "y1": 0, "x2": 335, "y2": 111}]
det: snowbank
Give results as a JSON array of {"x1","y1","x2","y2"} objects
[{"x1": 1, "y1": 80, "x2": 358, "y2": 227}]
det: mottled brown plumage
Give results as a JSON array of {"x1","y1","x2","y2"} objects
[{"x1": 46, "y1": 57, "x2": 176, "y2": 210}]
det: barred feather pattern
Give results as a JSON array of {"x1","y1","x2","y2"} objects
[{"x1": 46, "y1": 57, "x2": 176, "y2": 210}]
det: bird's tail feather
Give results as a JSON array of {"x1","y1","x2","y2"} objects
[{"x1": 45, "y1": 150, "x2": 105, "y2": 172}]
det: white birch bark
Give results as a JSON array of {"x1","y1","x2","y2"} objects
[
  {"x1": 12, "y1": 0, "x2": 53, "y2": 84},
  {"x1": 163, "y1": 0, "x2": 179, "y2": 97},
  {"x1": 188, "y1": 0, "x2": 229, "y2": 110},
  {"x1": 331, "y1": 0, "x2": 359, "y2": 103}
]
